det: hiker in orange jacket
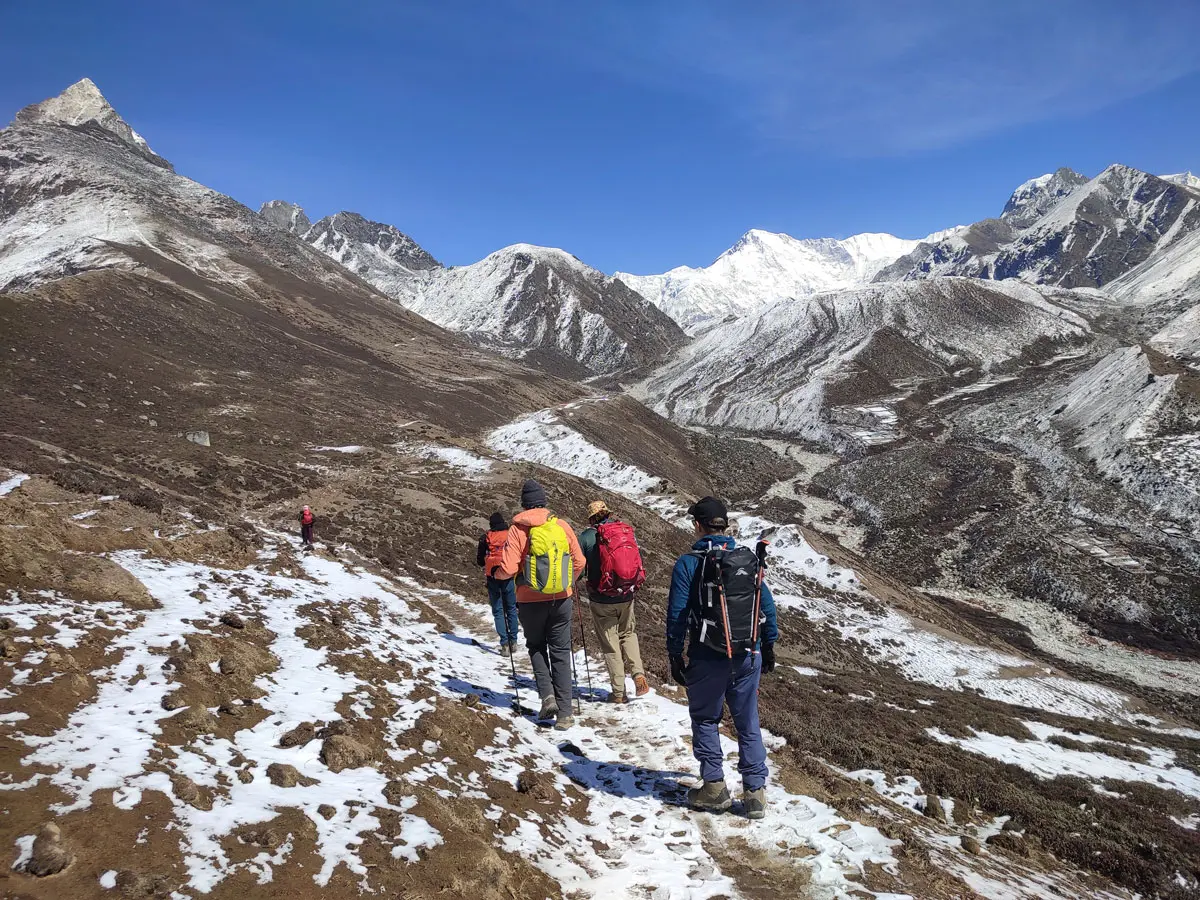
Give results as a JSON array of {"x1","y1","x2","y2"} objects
[{"x1": 497, "y1": 479, "x2": 586, "y2": 730}]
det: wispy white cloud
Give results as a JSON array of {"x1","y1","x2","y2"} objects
[{"x1": 498, "y1": 0, "x2": 1200, "y2": 155}]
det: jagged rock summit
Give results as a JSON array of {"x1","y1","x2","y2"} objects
[
  {"x1": 259, "y1": 200, "x2": 311, "y2": 235},
  {"x1": 14, "y1": 77, "x2": 171, "y2": 170}
]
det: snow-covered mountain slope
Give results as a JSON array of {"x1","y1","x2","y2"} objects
[
  {"x1": 1000, "y1": 168, "x2": 1091, "y2": 228},
  {"x1": 883, "y1": 165, "x2": 1200, "y2": 290},
  {"x1": 405, "y1": 244, "x2": 686, "y2": 377},
  {"x1": 1039, "y1": 345, "x2": 1200, "y2": 523},
  {"x1": 638, "y1": 278, "x2": 1089, "y2": 439},
  {"x1": 615, "y1": 229, "x2": 926, "y2": 335},
  {"x1": 297, "y1": 210, "x2": 441, "y2": 304}
]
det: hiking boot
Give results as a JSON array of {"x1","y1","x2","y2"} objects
[
  {"x1": 744, "y1": 788, "x2": 766, "y2": 820},
  {"x1": 499, "y1": 642, "x2": 513, "y2": 657},
  {"x1": 633, "y1": 673, "x2": 650, "y2": 697},
  {"x1": 688, "y1": 780, "x2": 732, "y2": 812},
  {"x1": 537, "y1": 697, "x2": 557, "y2": 723},
  {"x1": 553, "y1": 715, "x2": 575, "y2": 731},
  {"x1": 607, "y1": 691, "x2": 627, "y2": 704}
]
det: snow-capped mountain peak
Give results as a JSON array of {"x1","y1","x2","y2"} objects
[
  {"x1": 1000, "y1": 167, "x2": 1089, "y2": 228},
  {"x1": 615, "y1": 229, "x2": 922, "y2": 335},
  {"x1": 1162, "y1": 171, "x2": 1200, "y2": 190},
  {"x1": 13, "y1": 77, "x2": 171, "y2": 170}
]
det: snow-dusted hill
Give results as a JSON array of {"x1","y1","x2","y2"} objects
[
  {"x1": 638, "y1": 278, "x2": 1089, "y2": 440},
  {"x1": 406, "y1": 244, "x2": 686, "y2": 376},
  {"x1": 883, "y1": 165, "x2": 1200, "y2": 290},
  {"x1": 0, "y1": 82, "x2": 397, "y2": 298},
  {"x1": 260, "y1": 206, "x2": 685, "y2": 376},
  {"x1": 615, "y1": 229, "x2": 930, "y2": 335}
]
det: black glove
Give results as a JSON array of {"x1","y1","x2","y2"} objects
[
  {"x1": 670, "y1": 654, "x2": 688, "y2": 686},
  {"x1": 760, "y1": 643, "x2": 776, "y2": 674}
]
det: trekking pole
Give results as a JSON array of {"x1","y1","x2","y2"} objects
[
  {"x1": 568, "y1": 615, "x2": 581, "y2": 715},
  {"x1": 575, "y1": 597, "x2": 594, "y2": 703},
  {"x1": 754, "y1": 530, "x2": 772, "y2": 667},
  {"x1": 505, "y1": 622, "x2": 523, "y2": 715}
]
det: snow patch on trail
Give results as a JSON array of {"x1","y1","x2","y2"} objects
[
  {"x1": 0, "y1": 473, "x2": 30, "y2": 497},
  {"x1": 2, "y1": 535, "x2": 904, "y2": 898}
]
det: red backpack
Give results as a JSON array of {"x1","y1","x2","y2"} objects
[
  {"x1": 301, "y1": 509, "x2": 314, "y2": 526},
  {"x1": 595, "y1": 520, "x2": 646, "y2": 597},
  {"x1": 484, "y1": 530, "x2": 507, "y2": 575}
]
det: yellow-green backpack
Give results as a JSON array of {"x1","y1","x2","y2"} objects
[{"x1": 521, "y1": 516, "x2": 574, "y2": 595}]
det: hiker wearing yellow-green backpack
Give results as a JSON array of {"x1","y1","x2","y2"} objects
[{"x1": 497, "y1": 479, "x2": 587, "y2": 730}]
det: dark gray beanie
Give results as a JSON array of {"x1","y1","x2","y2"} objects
[
  {"x1": 488, "y1": 511, "x2": 507, "y2": 531},
  {"x1": 520, "y1": 479, "x2": 547, "y2": 509}
]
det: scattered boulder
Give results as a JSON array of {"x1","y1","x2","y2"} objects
[
  {"x1": 0, "y1": 616, "x2": 15, "y2": 630},
  {"x1": 266, "y1": 763, "x2": 317, "y2": 788},
  {"x1": 462, "y1": 693, "x2": 482, "y2": 709},
  {"x1": 961, "y1": 835, "x2": 982, "y2": 855},
  {"x1": 0, "y1": 639, "x2": 17, "y2": 659},
  {"x1": 922, "y1": 791, "x2": 947, "y2": 823},
  {"x1": 185, "y1": 430, "x2": 211, "y2": 448},
  {"x1": 217, "y1": 702, "x2": 243, "y2": 718},
  {"x1": 160, "y1": 693, "x2": 186, "y2": 712},
  {"x1": 115, "y1": 870, "x2": 173, "y2": 898},
  {"x1": 317, "y1": 719, "x2": 351, "y2": 739},
  {"x1": 26, "y1": 822, "x2": 74, "y2": 876},
  {"x1": 241, "y1": 827, "x2": 283, "y2": 849},
  {"x1": 171, "y1": 775, "x2": 200, "y2": 805},
  {"x1": 515, "y1": 769, "x2": 555, "y2": 801},
  {"x1": 317, "y1": 804, "x2": 337, "y2": 820},
  {"x1": 987, "y1": 831, "x2": 1029, "y2": 857},
  {"x1": 236, "y1": 770, "x2": 254, "y2": 785},
  {"x1": 279, "y1": 722, "x2": 317, "y2": 748},
  {"x1": 320, "y1": 734, "x2": 374, "y2": 773},
  {"x1": 219, "y1": 612, "x2": 245, "y2": 630},
  {"x1": 217, "y1": 656, "x2": 240, "y2": 676},
  {"x1": 175, "y1": 705, "x2": 218, "y2": 734}
]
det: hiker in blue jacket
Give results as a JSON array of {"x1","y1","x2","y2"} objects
[{"x1": 666, "y1": 496, "x2": 778, "y2": 820}]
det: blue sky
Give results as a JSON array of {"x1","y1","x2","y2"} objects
[{"x1": 2, "y1": 0, "x2": 1199, "y2": 273}]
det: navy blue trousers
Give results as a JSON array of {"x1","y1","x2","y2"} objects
[
  {"x1": 686, "y1": 651, "x2": 767, "y2": 791},
  {"x1": 487, "y1": 576, "x2": 519, "y2": 644}
]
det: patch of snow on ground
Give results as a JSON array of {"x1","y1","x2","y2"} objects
[
  {"x1": 418, "y1": 445, "x2": 494, "y2": 477},
  {"x1": 0, "y1": 473, "x2": 30, "y2": 497},
  {"x1": 310, "y1": 445, "x2": 362, "y2": 453},
  {"x1": 927, "y1": 726, "x2": 1200, "y2": 799}
]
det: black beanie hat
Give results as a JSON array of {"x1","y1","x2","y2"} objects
[
  {"x1": 687, "y1": 495, "x2": 728, "y2": 527},
  {"x1": 520, "y1": 479, "x2": 548, "y2": 510},
  {"x1": 489, "y1": 512, "x2": 507, "y2": 531}
]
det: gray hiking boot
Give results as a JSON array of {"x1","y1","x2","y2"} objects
[
  {"x1": 537, "y1": 697, "x2": 557, "y2": 723},
  {"x1": 743, "y1": 788, "x2": 766, "y2": 820},
  {"x1": 553, "y1": 714, "x2": 575, "y2": 731},
  {"x1": 688, "y1": 780, "x2": 732, "y2": 812}
]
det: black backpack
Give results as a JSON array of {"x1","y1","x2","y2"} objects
[{"x1": 688, "y1": 543, "x2": 763, "y2": 656}]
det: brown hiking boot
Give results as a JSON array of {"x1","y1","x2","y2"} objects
[
  {"x1": 744, "y1": 788, "x2": 766, "y2": 820},
  {"x1": 633, "y1": 673, "x2": 650, "y2": 697},
  {"x1": 688, "y1": 780, "x2": 732, "y2": 812},
  {"x1": 537, "y1": 696, "x2": 557, "y2": 723},
  {"x1": 608, "y1": 690, "x2": 627, "y2": 704}
]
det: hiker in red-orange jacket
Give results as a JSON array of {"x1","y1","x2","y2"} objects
[
  {"x1": 299, "y1": 505, "x2": 315, "y2": 549},
  {"x1": 477, "y1": 512, "x2": 519, "y2": 656}
]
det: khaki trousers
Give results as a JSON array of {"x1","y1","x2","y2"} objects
[{"x1": 588, "y1": 595, "x2": 644, "y2": 695}]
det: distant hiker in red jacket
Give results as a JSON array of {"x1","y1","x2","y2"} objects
[
  {"x1": 579, "y1": 500, "x2": 649, "y2": 704},
  {"x1": 477, "y1": 512, "x2": 519, "y2": 656},
  {"x1": 299, "y1": 505, "x2": 315, "y2": 549}
]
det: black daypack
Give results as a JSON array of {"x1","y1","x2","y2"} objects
[{"x1": 688, "y1": 543, "x2": 763, "y2": 657}]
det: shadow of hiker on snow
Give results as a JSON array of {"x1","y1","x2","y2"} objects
[{"x1": 557, "y1": 743, "x2": 691, "y2": 807}]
